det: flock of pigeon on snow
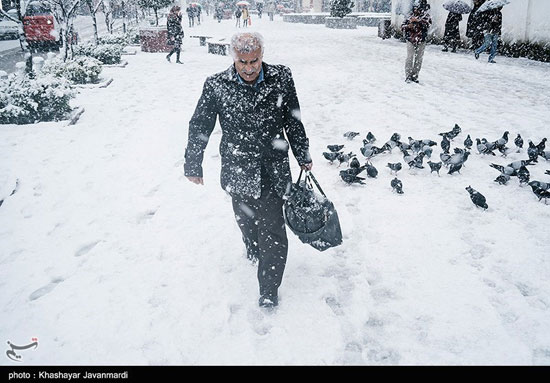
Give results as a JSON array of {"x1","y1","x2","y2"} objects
[{"x1": 322, "y1": 124, "x2": 550, "y2": 209}]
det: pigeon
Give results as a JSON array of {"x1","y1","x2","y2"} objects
[
  {"x1": 441, "y1": 135, "x2": 450, "y2": 153},
  {"x1": 493, "y1": 131, "x2": 509, "y2": 149},
  {"x1": 408, "y1": 137, "x2": 422, "y2": 153},
  {"x1": 546, "y1": 170, "x2": 550, "y2": 176},
  {"x1": 440, "y1": 152, "x2": 452, "y2": 167},
  {"x1": 476, "y1": 138, "x2": 496, "y2": 156},
  {"x1": 494, "y1": 174, "x2": 511, "y2": 185},
  {"x1": 343, "y1": 131, "x2": 360, "y2": 140},
  {"x1": 517, "y1": 165, "x2": 530, "y2": 185},
  {"x1": 340, "y1": 169, "x2": 365, "y2": 185},
  {"x1": 323, "y1": 151, "x2": 340, "y2": 164},
  {"x1": 360, "y1": 144, "x2": 382, "y2": 159},
  {"x1": 448, "y1": 162, "x2": 462, "y2": 175},
  {"x1": 450, "y1": 150, "x2": 470, "y2": 166},
  {"x1": 390, "y1": 133, "x2": 401, "y2": 142},
  {"x1": 528, "y1": 182, "x2": 550, "y2": 203},
  {"x1": 387, "y1": 162, "x2": 402, "y2": 174},
  {"x1": 337, "y1": 152, "x2": 355, "y2": 167},
  {"x1": 365, "y1": 131, "x2": 376, "y2": 144},
  {"x1": 350, "y1": 157, "x2": 361, "y2": 169},
  {"x1": 365, "y1": 162, "x2": 378, "y2": 178},
  {"x1": 408, "y1": 152, "x2": 425, "y2": 169},
  {"x1": 422, "y1": 139, "x2": 438, "y2": 147},
  {"x1": 536, "y1": 138, "x2": 547, "y2": 155},
  {"x1": 489, "y1": 163, "x2": 516, "y2": 176},
  {"x1": 466, "y1": 186, "x2": 488, "y2": 210},
  {"x1": 497, "y1": 146, "x2": 513, "y2": 157},
  {"x1": 507, "y1": 159, "x2": 533, "y2": 170},
  {"x1": 391, "y1": 177, "x2": 404, "y2": 194},
  {"x1": 540, "y1": 151, "x2": 550, "y2": 161},
  {"x1": 422, "y1": 145, "x2": 433, "y2": 158},
  {"x1": 427, "y1": 161, "x2": 442, "y2": 175},
  {"x1": 481, "y1": 138, "x2": 497, "y2": 152},
  {"x1": 381, "y1": 139, "x2": 398, "y2": 153},
  {"x1": 514, "y1": 134, "x2": 523, "y2": 149},
  {"x1": 464, "y1": 135, "x2": 473, "y2": 150},
  {"x1": 439, "y1": 124, "x2": 461, "y2": 140},
  {"x1": 327, "y1": 144, "x2": 344, "y2": 153},
  {"x1": 527, "y1": 141, "x2": 539, "y2": 162}
]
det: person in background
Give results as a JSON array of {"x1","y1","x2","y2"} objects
[
  {"x1": 266, "y1": 1, "x2": 275, "y2": 21},
  {"x1": 466, "y1": 0, "x2": 487, "y2": 50},
  {"x1": 235, "y1": 6, "x2": 242, "y2": 28},
  {"x1": 401, "y1": 3, "x2": 432, "y2": 83},
  {"x1": 184, "y1": 32, "x2": 312, "y2": 309},
  {"x1": 242, "y1": 6, "x2": 249, "y2": 27},
  {"x1": 186, "y1": 4, "x2": 195, "y2": 27},
  {"x1": 195, "y1": 4, "x2": 202, "y2": 25},
  {"x1": 166, "y1": 5, "x2": 184, "y2": 64},
  {"x1": 442, "y1": 11, "x2": 462, "y2": 52},
  {"x1": 474, "y1": 6, "x2": 503, "y2": 63}
]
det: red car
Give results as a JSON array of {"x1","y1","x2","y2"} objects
[{"x1": 23, "y1": 1, "x2": 61, "y2": 50}]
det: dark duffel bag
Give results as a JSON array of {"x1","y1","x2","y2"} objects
[{"x1": 284, "y1": 170, "x2": 343, "y2": 251}]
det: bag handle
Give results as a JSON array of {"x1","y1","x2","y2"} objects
[{"x1": 295, "y1": 169, "x2": 327, "y2": 198}]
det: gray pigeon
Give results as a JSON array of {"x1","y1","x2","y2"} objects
[
  {"x1": 391, "y1": 177, "x2": 404, "y2": 194},
  {"x1": 427, "y1": 161, "x2": 442, "y2": 175},
  {"x1": 466, "y1": 186, "x2": 488, "y2": 210},
  {"x1": 323, "y1": 151, "x2": 340, "y2": 164},
  {"x1": 387, "y1": 162, "x2": 402, "y2": 174},
  {"x1": 327, "y1": 144, "x2": 345, "y2": 152},
  {"x1": 340, "y1": 169, "x2": 365, "y2": 185},
  {"x1": 343, "y1": 131, "x2": 360, "y2": 140}
]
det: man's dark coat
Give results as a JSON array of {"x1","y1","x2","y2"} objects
[{"x1": 184, "y1": 62, "x2": 311, "y2": 198}]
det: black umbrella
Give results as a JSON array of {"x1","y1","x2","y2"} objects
[
  {"x1": 443, "y1": 0, "x2": 472, "y2": 14},
  {"x1": 477, "y1": 0, "x2": 510, "y2": 13}
]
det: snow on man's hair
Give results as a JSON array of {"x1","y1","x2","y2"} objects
[{"x1": 230, "y1": 32, "x2": 265, "y2": 57}]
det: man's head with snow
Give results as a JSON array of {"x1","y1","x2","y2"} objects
[{"x1": 231, "y1": 32, "x2": 264, "y2": 85}]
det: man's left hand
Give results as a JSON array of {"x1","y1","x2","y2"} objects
[{"x1": 301, "y1": 162, "x2": 313, "y2": 171}]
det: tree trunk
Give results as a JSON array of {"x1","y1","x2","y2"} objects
[
  {"x1": 92, "y1": 13, "x2": 99, "y2": 43},
  {"x1": 154, "y1": 8, "x2": 158, "y2": 26},
  {"x1": 122, "y1": 1, "x2": 127, "y2": 33}
]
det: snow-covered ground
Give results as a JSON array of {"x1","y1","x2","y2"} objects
[{"x1": 1, "y1": 15, "x2": 550, "y2": 365}]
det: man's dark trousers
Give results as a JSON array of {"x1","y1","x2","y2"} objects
[{"x1": 231, "y1": 169, "x2": 288, "y2": 298}]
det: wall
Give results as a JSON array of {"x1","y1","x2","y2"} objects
[{"x1": 391, "y1": 0, "x2": 550, "y2": 45}]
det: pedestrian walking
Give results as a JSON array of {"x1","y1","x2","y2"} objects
[
  {"x1": 186, "y1": 5, "x2": 195, "y2": 27},
  {"x1": 184, "y1": 32, "x2": 313, "y2": 309},
  {"x1": 195, "y1": 4, "x2": 201, "y2": 25},
  {"x1": 266, "y1": 1, "x2": 275, "y2": 21},
  {"x1": 401, "y1": 3, "x2": 432, "y2": 83},
  {"x1": 166, "y1": 6, "x2": 184, "y2": 64},
  {"x1": 235, "y1": 7, "x2": 242, "y2": 27},
  {"x1": 242, "y1": 7, "x2": 249, "y2": 27},
  {"x1": 442, "y1": 11, "x2": 462, "y2": 52},
  {"x1": 474, "y1": 6, "x2": 503, "y2": 63},
  {"x1": 466, "y1": 0, "x2": 488, "y2": 50}
]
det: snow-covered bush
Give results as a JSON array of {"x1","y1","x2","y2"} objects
[
  {"x1": 41, "y1": 56, "x2": 103, "y2": 84},
  {"x1": 330, "y1": 0, "x2": 354, "y2": 18},
  {"x1": 0, "y1": 73, "x2": 74, "y2": 125},
  {"x1": 97, "y1": 33, "x2": 128, "y2": 46},
  {"x1": 73, "y1": 42, "x2": 124, "y2": 64}
]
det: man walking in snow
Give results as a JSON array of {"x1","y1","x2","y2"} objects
[
  {"x1": 184, "y1": 32, "x2": 312, "y2": 309},
  {"x1": 401, "y1": 2, "x2": 432, "y2": 83}
]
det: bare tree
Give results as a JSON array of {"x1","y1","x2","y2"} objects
[
  {"x1": 103, "y1": 0, "x2": 116, "y2": 34},
  {"x1": 46, "y1": 0, "x2": 81, "y2": 61},
  {"x1": 84, "y1": 0, "x2": 103, "y2": 43}
]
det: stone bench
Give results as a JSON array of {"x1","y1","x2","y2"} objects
[
  {"x1": 189, "y1": 35, "x2": 213, "y2": 46},
  {"x1": 207, "y1": 40, "x2": 231, "y2": 55}
]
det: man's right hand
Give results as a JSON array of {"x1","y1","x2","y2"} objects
[{"x1": 186, "y1": 176, "x2": 204, "y2": 185}]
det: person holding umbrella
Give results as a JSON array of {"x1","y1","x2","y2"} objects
[
  {"x1": 441, "y1": 1, "x2": 471, "y2": 52},
  {"x1": 242, "y1": 6, "x2": 250, "y2": 27},
  {"x1": 467, "y1": 0, "x2": 488, "y2": 50},
  {"x1": 474, "y1": 2, "x2": 505, "y2": 63},
  {"x1": 401, "y1": 2, "x2": 432, "y2": 83}
]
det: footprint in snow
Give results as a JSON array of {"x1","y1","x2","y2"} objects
[
  {"x1": 74, "y1": 240, "x2": 101, "y2": 257},
  {"x1": 325, "y1": 296, "x2": 344, "y2": 316},
  {"x1": 247, "y1": 308, "x2": 273, "y2": 336},
  {"x1": 29, "y1": 277, "x2": 64, "y2": 301},
  {"x1": 137, "y1": 209, "x2": 157, "y2": 223}
]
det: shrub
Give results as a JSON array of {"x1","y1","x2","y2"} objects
[
  {"x1": 73, "y1": 42, "x2": 124, "y2": 65},
  {"x1": 0, "y1": 73, "x2": 74, "y2": 124},
  {"x1": 41, "y1": 56, "x2": 103, "y2": 84},
  {"x1": 330, "y1": 0, "x2": 354, "y2": 18},
  {"x1": 97, "y1": 33, "x2": 129, "y2": 46}
]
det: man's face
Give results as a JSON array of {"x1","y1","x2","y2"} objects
[{"x1": 233, "y1": 48, "x2": 263, "y2": 84}]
